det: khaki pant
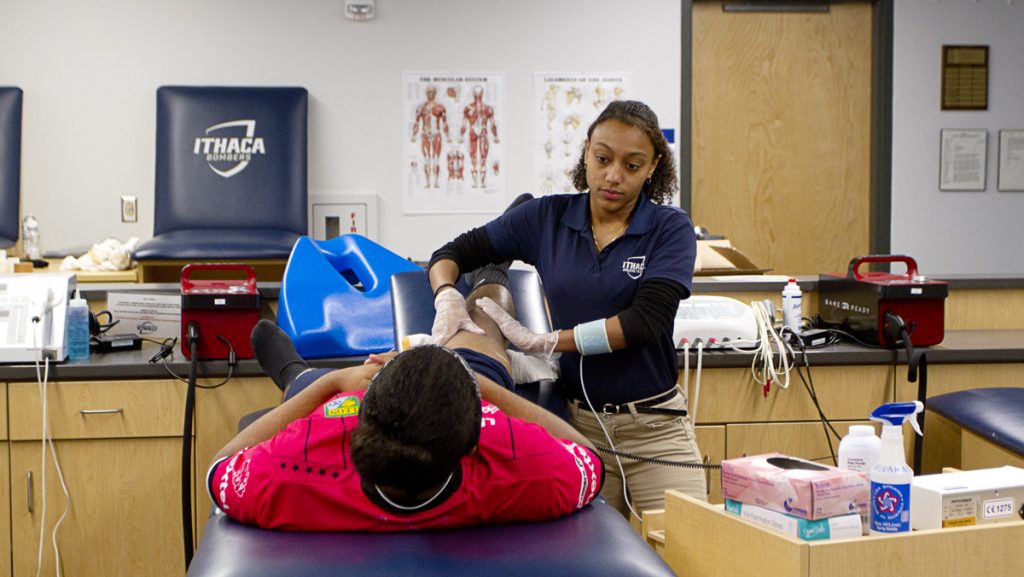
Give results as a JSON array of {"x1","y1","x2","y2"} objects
[{"x1": 569, "y1": 388, "x2": 708, "y2": 520}]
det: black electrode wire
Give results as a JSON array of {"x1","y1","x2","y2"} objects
[
  {"x1": 789, "y1": 335, "x2": 842, "y2": 466},
  {"x1": 595, "y1": 445, "x2": 721, "y2": 469},
  {"x1": 181, "y1": 326, "x2": 199, "y2": 571},
  {"x1": 159, "y1": 335, "x2": 235, "y2": 389}
]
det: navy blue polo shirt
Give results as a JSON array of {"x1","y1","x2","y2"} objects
[{"x1": 484, "y1": 192, "x2": 696, "y2": 405}]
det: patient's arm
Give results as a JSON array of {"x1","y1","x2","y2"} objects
[{"x1": 211, "y1": 363, "x2": 380, "y2": 463}]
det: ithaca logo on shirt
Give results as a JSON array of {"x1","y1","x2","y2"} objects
[
  {"x1": 622, "y1": 256, "x2": 646, "y2": 280},
  {"x1": 193, "y1": 119, "x2": 266, "y2": 178}
]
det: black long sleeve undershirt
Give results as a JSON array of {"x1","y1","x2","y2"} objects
[
  {"x1": 617, "y1": 278, "x2": 687, "y2": 348},
  {"x1": 430, "y1": 228, "x2": 687, "y2": 348},
  {"x1": 429, "y1": 226, "x2": 499, "y2": 274}
]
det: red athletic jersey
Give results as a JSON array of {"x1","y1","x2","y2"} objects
[{"x1": 208, "y1": 391, "x2": 603, "y2": 531}]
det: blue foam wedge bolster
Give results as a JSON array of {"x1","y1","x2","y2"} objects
[
  {"x1": 132, "y1": 228, "x2": 303, "y2": 260},
  {"x1": 0, "y1": 87, "x2": 22, "y2": 246},
  {"x1": 927, "y1": 387, "x2": 1024, "y2": 457},
  {"x1": 277, "y1": 235, "x2": 421, "y2": 358},
  {"x1": 186, "y1": 501, "x2": 677, "y2": 577}
]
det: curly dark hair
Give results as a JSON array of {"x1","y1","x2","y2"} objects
[
  {"x1": 351, "y1": 345, "x2": 482, "y2": 496},
  {"x1": 569, "y1": 100, "x2": 678, "y2": 205}
]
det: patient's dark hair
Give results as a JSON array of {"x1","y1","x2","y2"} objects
[{"x1": 351, "y1": 345, "x2": 482, "y2": 496}]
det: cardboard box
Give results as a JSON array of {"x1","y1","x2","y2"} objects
[
  {"x1": 694, "y1": 239, "x2": 771, "y2": 276},
  {"x1": 721, "y1": 453, "x2": 869, "y2": 520}
]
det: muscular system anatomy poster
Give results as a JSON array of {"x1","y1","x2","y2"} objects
[
  {"x1": 533, "y1": 72, "x2": 631, "y2": 197},
  {"x1": 403, "y1": 71, "x2": 506, "y2": 214}
]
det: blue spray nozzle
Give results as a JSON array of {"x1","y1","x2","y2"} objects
[{"x1": 870, "y1": 401, "x2": 924, "y2": 436}]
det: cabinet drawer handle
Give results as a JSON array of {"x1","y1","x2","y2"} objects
[
  {"x1": 27, "y1": 472, "x2": 33, "y2": 514},
  {"x1": 80, "y1": 408, "x2": 124, "y2": 415}
]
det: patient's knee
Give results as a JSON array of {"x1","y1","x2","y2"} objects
[{"x1": 467, "y1": 283, "x2": 513, "y2": 313}]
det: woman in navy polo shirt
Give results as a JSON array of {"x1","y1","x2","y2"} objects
[{"x1": 428, "y1": 100, "x2": 706, "y2": 519}]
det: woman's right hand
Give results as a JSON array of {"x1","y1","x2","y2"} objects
[{"x1": 431, "y1": 286, "x2": 485, "y2": 345}]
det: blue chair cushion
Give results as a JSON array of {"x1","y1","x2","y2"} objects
[
  {"x1": 132, "y1": 228, "x2": 302, "y2": 260},
  {"x1": 187, "y1": 499, "x2": 676, "y2": 577},
  {"x1": 927, "y1": 387, "x2": 1024, "y2": 457},
  {"x1": 0, "y1": 87, "x2": 22, "y2": 247}
]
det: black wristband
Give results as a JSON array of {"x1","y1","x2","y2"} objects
[{"x1": 433, "y1": 283, "x2": 457, "y2": 298}]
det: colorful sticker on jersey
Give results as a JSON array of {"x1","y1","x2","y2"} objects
[{"x1": 324, "y1": 396, "x2": 361, "y2": 418}]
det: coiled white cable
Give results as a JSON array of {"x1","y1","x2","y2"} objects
[{"x1": 749, "y1": 300, "x2": 793, "y2": 393}]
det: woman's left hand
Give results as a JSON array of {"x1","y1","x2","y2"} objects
[{"x1": 476, "y1": 297, "x2": 558, "y2": 360}]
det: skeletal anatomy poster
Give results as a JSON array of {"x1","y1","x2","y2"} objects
[
  {"x1": 533, "y1": 72, "x2": 631, "y2": 197},
  {"x1": 403, "y1": 72, "x2": 506, "y2": 214}
]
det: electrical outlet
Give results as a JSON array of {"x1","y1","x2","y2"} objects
[{"x1": 121, "y1": 196, "x2": 138, "y2": 223}]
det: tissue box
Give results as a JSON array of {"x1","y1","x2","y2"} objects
[
  {"x1": 725, "y1": 499, "x2": 863, "y2": 541},
  {"x1": 721, "y1": 453, "x2": 869, "y2": 520}
]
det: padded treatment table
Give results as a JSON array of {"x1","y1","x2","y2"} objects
[
  {"x1": 927, "y1": 387, "x2": 1024, "y2": 458},
  {"x1": 188, "y1": 499, "x2": 675, "y2": 577},
  {"x1": 188, "y1": 267, "x2": 675, "y2": 577}
]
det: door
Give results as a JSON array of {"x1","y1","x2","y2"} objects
[{"x1": 690, "y1": 1, "x2": 874, "y2": 275}]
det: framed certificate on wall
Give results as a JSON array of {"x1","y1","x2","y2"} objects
[
  {"x1": 939, "y1": 128, "x2": 987, "y2": 191},
  {"x1": 998, "y1": 129, "x2": 1024, "y2": 192}
]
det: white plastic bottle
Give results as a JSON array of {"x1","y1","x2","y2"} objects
[
  {"x1": 66, "y1": 290, "x2": 91, "y2": 361},
  {"x1": 781, "y1": 278, "x2": 802, "y2": 335},
  {"x1": 22, "y1": 214, "x2": 40, "y2": 261},
  {"x1": 838, "y1": 425, "x2": 881, "y2": 473},
  {"x1": 868, "y1": 401, "x2": 923, "y2": 534},
  {"x1": 839, "y1": 424, "x2": 881, "y2": 534}
]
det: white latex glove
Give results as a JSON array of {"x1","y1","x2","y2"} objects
[
  {"x1": 476, "y1": 297, "x2": 558, "y2": 360},
  {"x1": 431, "y1": 287, "x2": 485, "y2": 345}
]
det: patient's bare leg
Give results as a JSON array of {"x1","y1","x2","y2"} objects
[{"x1": 447, "y1": 283, "x2": 513, "y2": 374}]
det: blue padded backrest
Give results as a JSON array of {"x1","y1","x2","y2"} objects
[
  {"x1": 277, "y1": 235, "x2": 421, "y2": 358},
  {"x1": 0, "y1": 87, "x2": 22, "y2": 247},
  {"x1": 154, "y1": 86, "x2": 308, "y2": 234},
  {"x1": 391, "y1": 269, "x2": 552, "y2": 346}
]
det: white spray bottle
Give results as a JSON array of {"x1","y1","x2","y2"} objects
[{"x1": 868, "y1": 401, "x2": 923, "y2": 534}]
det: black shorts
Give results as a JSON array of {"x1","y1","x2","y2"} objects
[{"x1": 454, "y1": 348, "x2": 515, "y2": 391}]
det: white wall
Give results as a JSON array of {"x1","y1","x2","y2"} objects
[
  {"x1": 0, "y1": 0, "x2": 681, "y2": 262},
  {"x1": 892, "y1": 1, "x2": 1024, "y2": 274}
]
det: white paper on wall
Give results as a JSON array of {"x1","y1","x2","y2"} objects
[
  {"x1": 532, "y1": 72, "x2": 631, "y2": 197},
  {"x1": 402, "y1": 71, "x2": 506, "y2": 214}
]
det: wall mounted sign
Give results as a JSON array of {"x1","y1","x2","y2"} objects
[{"x1": 941, "y1": 45, "x2": 988, "y2": 111}]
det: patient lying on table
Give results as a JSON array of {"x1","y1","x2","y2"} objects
[{"x1": 206, "y1": 280, "x2": 603, "y2": 531}]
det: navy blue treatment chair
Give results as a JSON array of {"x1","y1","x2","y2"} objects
[
  {"x1": 133, "y1": 86, "x2": 308, "y2": 281},
  {"x1": 927, "y1": 387, "x2": 1024, "y2": 467},
  {"x1": 0, "y1": 87, "x2": 22, "y2": 248}
]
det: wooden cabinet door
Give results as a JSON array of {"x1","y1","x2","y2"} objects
[
  {"x1": 193, "y1": 376, "x2": 280, "y2": 541},
  {"x1": 11, "y1": 438, "x2": 185, "y2": 577}
]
